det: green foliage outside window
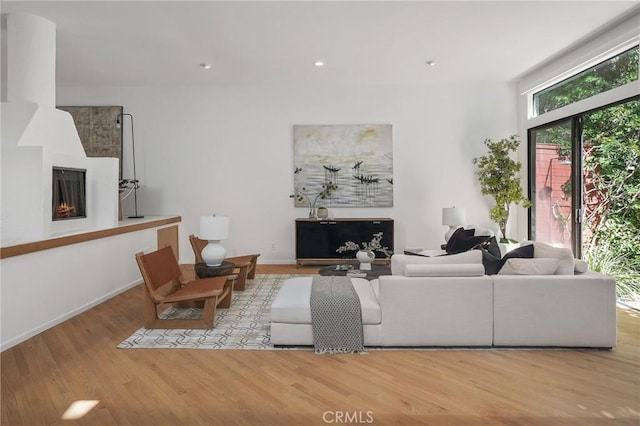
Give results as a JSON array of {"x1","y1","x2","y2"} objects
[
  {"x1": 534, "y1": 43, "x2": 639, "y2": 298},
  {"x1": 582, "y1": 100, "x2": 640, "y2": 298},
  {"x1": 535, "y1": 46, "x2": 639, "y2": 115}
]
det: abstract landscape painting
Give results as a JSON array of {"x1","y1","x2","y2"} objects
[{"x1": 293, "y1": 124, "x2": 393, "y2": 207}]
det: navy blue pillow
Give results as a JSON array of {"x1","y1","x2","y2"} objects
[
  {"x1": 479, "y1": 236, "x2": 501, "y2": 258},
  {"x1": 446, "y1": 227, "x2": 490, "y2": 254},
  {"x1": 403, "y1": 250, "x2": 430, "y2": 257},
  {"x1": 478, "y1": 244, "x2": 534, "y2": 275}
]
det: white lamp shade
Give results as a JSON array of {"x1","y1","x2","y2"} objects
[
  {"x1": 199, "y1": 215, "x2": 229, "y2": 241},
  {"x1": 442, "y1": 207, "x2": 467, "y2": 227}
]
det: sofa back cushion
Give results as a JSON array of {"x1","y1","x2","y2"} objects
[
  {"x1": 521, "y1": 241, "x2": 575, "y2": 275},
  {"x1": 498, "y1": 258, "x2": 560, "y2": 275},
  {"x1": 480, "y1": 244, "x2": 534, "y2": 275},
  {"x1": 405, "y1": 263, "x2": 485, "y2": 277},
  {"x1": 391, "y1": 250, "x2": 482, "y2": 275}
]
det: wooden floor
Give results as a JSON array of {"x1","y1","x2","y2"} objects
[{"x1": 2, "y1": 265, "x2": 639, "y2": 425}]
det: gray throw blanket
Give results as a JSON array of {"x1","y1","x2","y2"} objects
[{"x1": 310, "y1": 276, "x2": 365, "y2": 354}]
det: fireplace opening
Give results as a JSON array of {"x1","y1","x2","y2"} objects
[{"x1": 52, "y1": 167, "x2": 87, "y2": 221}]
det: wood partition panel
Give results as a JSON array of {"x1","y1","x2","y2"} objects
[{"x1": 157, "y1": 225, "x2": 179, "y2": 259}]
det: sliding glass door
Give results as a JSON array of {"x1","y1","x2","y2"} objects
[
  {"x1": 530, "y1": 119, "x2": 577, "y2": 252},
  {"x1": 529, "y1": 97, "x2": 639, "y2": 259}
]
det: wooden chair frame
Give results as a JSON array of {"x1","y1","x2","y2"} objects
[
  {"x1": 135, "y1": 247, "x2": 235, "y2": 329},
  {"x1": 189, "y1": 234, "x2": 260, "y2": 291}
]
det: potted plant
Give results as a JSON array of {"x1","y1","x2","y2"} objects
[
  {"x1": 472, "y1": 135, "x2": 531, "y2": 243},
  {"x1": 335, "y1": 232, "x2": 393, "y2": 270}
]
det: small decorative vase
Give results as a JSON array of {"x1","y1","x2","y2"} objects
[
  {"x1": 356, "y1": 250, "x2": 375, "y2": 271},
  {"x1": 317, "y1": 206, "x2": 329, "y2": 219},
  {"x1": 308, "y1": 207, "x2": 316, "y2": 219}
]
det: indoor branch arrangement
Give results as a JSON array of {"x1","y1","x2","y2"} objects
[
  {"x1": 290, "y1": 182, "x2": 338, "y2": 218},
  {"x1": 473, "y1": 135, "x2": 531, "y2": 242},
  {"x1": 336, "y1": 232, "x2": 393, "y2": 258}
]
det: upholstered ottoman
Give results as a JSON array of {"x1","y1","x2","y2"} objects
[{"x1": 270, "y1": 276, "x2": 383, "y2": 346}]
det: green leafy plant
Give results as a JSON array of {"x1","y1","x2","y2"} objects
[
  {"x1": 586, "y1": 236, "x2": 640, "y2": 300},
  {"x1": 473, "y1": 135, "x2": 531, "y2": 242}
]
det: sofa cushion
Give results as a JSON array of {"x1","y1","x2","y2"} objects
[
  {"x1": 404, "y1": 263, "x2": 485, "y2": 277},
  {"x1": 390, "y1": 250, "x2": 482, "y2": 275},
  {"x1": 270, "y1": 277, "x2": 381, "y2": 325},
  {"x1": 574, "y1": 259, "x2": 588, "y2": 274},
  {"x1": 479, "y1": 244, "x2": 534, "y2": 275},
  {"x1": 498, "y1": 258, "x2": 560, "y2": 275},
  {"x1": 445, "y1": 227, "x2": 490, "y2": 254},
  {"x1": 521, "y1": 241, "x2": 575, "y2": 275}
]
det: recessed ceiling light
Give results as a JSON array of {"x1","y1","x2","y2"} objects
[
  {"x1": 425, "y1": 61, "x2": 437, "y2": 67},
  {"x1": 313, "y1": 61, "x2": 324, "y2": 67},
  {"x1": 200, "y1": 63, "x2": 213, "y2": 69}
]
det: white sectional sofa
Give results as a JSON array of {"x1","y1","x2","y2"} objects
[{"x1": 270, "y1": 248, "x2": 617, "y2": 348}]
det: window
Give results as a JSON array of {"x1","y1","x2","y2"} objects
[{"x1": 533, "y1": 46, "x2": 639, "y2": 116}]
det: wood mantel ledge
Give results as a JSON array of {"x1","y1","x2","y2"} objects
[{"x1": 0, "y1": 215, "x2": 181, "y2": 259}]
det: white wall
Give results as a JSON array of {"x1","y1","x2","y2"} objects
[
  {"x1": 1, "y1": 13, "x2": 120, "y2": 244},
  {"x1": 58, "y1": 82, "x2": 519, "y2": 263},
  {"x1": 0, "y1": 222, "x2": 180, "y2": 350}
]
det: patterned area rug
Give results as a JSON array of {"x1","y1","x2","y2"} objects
[{"x1": 118, "y1": 274, "x2": 311, "y2": 350}]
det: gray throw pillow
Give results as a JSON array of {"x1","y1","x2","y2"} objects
[{"x1": 498, "y1": 258, "x2": 560, "y2": 275}]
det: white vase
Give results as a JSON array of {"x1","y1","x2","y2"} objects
[{"x1": 356, "y1": 250, "x2": 375, "y2": 270}]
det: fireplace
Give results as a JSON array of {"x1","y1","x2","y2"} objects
[{"x1": 52, "y1": 167, "x2": 87, "y2": 220}]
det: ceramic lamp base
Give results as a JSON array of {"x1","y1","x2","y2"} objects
[{"x1": 201, "y1": 240, "x2": 226, "y2": 266}]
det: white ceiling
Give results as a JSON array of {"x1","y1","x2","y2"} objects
[{"x1": 2, "y1": 1, "x2": 638, "y2": 87}]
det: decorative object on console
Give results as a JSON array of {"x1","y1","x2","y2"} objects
[
  {"x1": 116, "y1": 113, "x2": 144, "y2": 218},
  {"x1": 199, "y1": 214, "x2": 230, "y2": 266},
  {"x1": 442, "y1": 206, "x2": 467, "y2": 242},
  {"x1": 317, "y1": 206, "x2": 329, "y2": 219},
  {"x1": 293, "y1": 124, "x2": 393, "y2": 208},
  {"x1": 472, "y1": 135, "x2": 531, "y2": 242},
  {"x1": 290, "y1": 183, "x2": 338, "y2": 219}
]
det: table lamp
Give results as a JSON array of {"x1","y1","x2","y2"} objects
[
  {"x1": 442, "y1": 206, "x2": 467, "y2": 242},
  {"x1": 199, "y1": 214, "x2": 229, "y2": 266}
]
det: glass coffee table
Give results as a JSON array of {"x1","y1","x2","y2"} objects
[{"x1": 318, "y1": 264, "x2": 391, "y2": 280}]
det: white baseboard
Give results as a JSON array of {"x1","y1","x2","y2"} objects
[{"x1": 1, "y1": 279, "x2": 143, "y2": 352}]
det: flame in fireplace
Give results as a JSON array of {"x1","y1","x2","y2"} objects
[{"x1": 56, "y1": 202, "x2": 77, "y2": 218}]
